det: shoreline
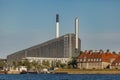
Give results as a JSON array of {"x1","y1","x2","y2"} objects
[
  {"x1": 1, "y1": 69, "x2": 120, "y2": 74},
  {"x1": 54, "y1": 69, "x2": 120, "y2": 74}
]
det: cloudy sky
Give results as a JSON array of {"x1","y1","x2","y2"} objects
[{"x1": 0, "y1": 0, "x2": 120, "y2": 58}]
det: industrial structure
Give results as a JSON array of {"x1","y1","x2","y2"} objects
[{"x1": 7, "y1": 14, "x2": 81, "y2": 66}]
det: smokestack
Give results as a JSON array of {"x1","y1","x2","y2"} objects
[
  {"x1": 56, "y1": 14, "x2": 59, "y2": 38},
  {"x1": 75, "y1": 17, "x2": 79, "y2": 49}
]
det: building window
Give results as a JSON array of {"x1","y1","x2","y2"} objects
[
  {"x1": 91, "y1": 59, "x2": 93, "y2": 61},
  {"x1": 80, "y1": 59, "x2": 82, "y2": 62},
  {"x1": 119, "y1": 63, "x2": 120, "y2": 66},
  {"x1": 83, "y1": 57, "x2": 86, "y2": 62},
  {"x1": 116, "y1": 63, "x2": 118, "y2": 66},
  {"x1": 96, "y1": 59, "x2": 98, "y2": 61},
  {"x1": 99, "y1": 59, "x2": 101, "y2": 61},
  {"x1": 94, "y1": 59, "x2": 96, "y2": 62},
  {"x1": 84, "y1": 58, "x2": 86, "y2": 62}
]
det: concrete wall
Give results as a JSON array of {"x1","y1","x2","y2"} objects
[
  {"x1": 102, "y1": 62, "x2": 110, "y2": 69},
  {"x1": 78, "y1": 62, "x2": 103, "y2": 69}
]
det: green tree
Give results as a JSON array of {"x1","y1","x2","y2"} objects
[
  {"x1": 22, "y1": 59, "x2": 31, "y2": 70},
  {"x1": 17, "y1": 61, "x2": 23, "y2": 67},
  {"x1": 36, "y1": 64, "x2": 42, "y2": 72},
  {"x1": 56, "y1": 60, "x2": 61, "y2": 67},
  {"x1": 12, "y1": 61, "x2": 18, "y2": 69},
  {"x1": 80, "y1": 51, "x2": 83, "y2": 55},
  {"x1": 60, "y1": 63, "x2": 67, "y2": 69},
  {"x1": 46, "y1": 60, "x2": 50, "y2": 68},
  {"x1": 31, "y1": 60, "x2": 38, "y2": 72},
  {"x1": 42, "y1": 60, "x2": 50, "y2": 68},
  {"x1": 50, "y1": 61, "x2": 55, "y2": 70},
  {"x1": 0, "y1": 61, "x2": 6, "y2": 70},
  {"x1": 68, "y1": 57, "x2": 77, "y2": 69},
  {"x1": 51, "y1": 61, "x2": 55, "y2": 67}
]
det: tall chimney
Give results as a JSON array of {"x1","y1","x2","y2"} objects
[
  {"x1": 56, "y1": 14, "x2": 59, "y2": 38},
  {"x1": 75, "y1": 17, "x2": 79, "y2": 49}
]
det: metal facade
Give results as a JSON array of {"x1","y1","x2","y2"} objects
[{"x1": 7, "y1": 33, "x2": 81, "y2": 65}]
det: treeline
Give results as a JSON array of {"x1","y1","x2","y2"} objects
[{"x1": 11, "y1": 57, "x2": 78, "y2": 72}]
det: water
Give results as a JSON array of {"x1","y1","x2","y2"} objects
[{"x1": 0, "y1": 74, "x2": 120, "y2": 80}]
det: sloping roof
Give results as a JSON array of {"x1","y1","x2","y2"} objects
[
  {"x1": 78, "y1": 51, "x2": 119, "y2": 63},
  {"x1": 111, "y1": 56, "x2": 120, "y2": 66},
  {"x1": 101, "y1": 53, "x2": 118, "y2": 62}
]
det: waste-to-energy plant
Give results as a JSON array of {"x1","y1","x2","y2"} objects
[{"x1": 7, "y1": 14, "x2": 81, "y2": 66}]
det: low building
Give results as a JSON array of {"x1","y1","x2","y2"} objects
[
  {"x1": 77, "y1": 50, "x2": 119, "y2": 69},
  {"x1": 111, "y1": 56, "x2": 120, "y2": 69}
]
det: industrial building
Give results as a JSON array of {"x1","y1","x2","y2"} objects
[{"x1": 7, "y1": 14, "x2": 81, "y2": 66}]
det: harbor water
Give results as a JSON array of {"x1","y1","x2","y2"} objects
[{"x1": 0, "y1": 74, "x2": 120, "y2": 80}]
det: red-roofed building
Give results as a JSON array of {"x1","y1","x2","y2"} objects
[
  {"x1": 77, "y1": 50, "x2": 119, "y2": 69},
  {"x1": 111, "y1": 56, "x2": 120, "y2": 69}
]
